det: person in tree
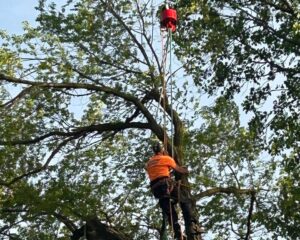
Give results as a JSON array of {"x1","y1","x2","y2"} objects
[{"x1": 145, "y1": 141, "x2": 188, "y2": 240}]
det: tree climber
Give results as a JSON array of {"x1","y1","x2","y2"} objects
[
  {"x1": 146, "y1": 142, "x2": 204, "y2": 239},
  {"x1": 145, "y1": 141, "x2": 188, "y2": 240}
]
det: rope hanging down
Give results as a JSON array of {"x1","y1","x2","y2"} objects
[
  {"x1": 160, "y1": 3, "x2": 177, "y2": 157},
  {"x1": 159, "y1": 5, "x2": 204, "y2": 240},
  {"x1": 160, "y1": 6, "x2": 178, "y2": 239}
]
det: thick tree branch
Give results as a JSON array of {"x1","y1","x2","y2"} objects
[
  {"x1": 52, "y1": 212, "x2": 77, "y2": 232},
  {"x1": 0, "y1": 131, "x2": 74, "y2": 145},
  {"x1": 0, "y1": 73, "x2": 166, "y2": 148},
  {"x1": 0, "y1": 73, "x2": 144, "y2": 103},
  {"x1": 0, "y1": 122, "x2": 150, "y2": 146},
  {"x1": 76, "y1": 121, "x2": 150, "y2": 134},
  {"x1": 244, "y1": 192, "x2": 256, "y2": 240},
  {"x1": 71, "y1": 216, "x2": 129, "y2": 240}
]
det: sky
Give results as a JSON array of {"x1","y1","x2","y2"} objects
[
  {"x1": 0, "y1": 0, "x2": 254, "y2": 127},
  {"x1": 0, "y1": 0, "x2": 258, "y2": 127},
  {"x1": 0, "y1": 0, "x2": 40, "y2": 34}
]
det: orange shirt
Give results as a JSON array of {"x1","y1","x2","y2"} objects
[{"x1": 146, "y1": 153, "x2": 177, "y2": 181}]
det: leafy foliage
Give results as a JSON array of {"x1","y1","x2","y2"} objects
[
  {"x1": 176, "y1": 0, "x2": 300, "y2": 153},
  {"x1": 0, "y1": 0, "x2": 299, "y2": 239}
]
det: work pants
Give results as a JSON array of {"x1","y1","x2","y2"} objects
[
  {"x1": 151, "y1": 177, "x2": 202, "y2": 239},
  {"x1": 151, "y1": 177, "x2": 183, "y2": 239},
  {"x1": 159, "y1": 197, "x2": 182, "y2": 239}
]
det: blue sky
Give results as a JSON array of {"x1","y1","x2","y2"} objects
[{"x1": 0, "y1": 0, "x2": 39, "y2": 34}]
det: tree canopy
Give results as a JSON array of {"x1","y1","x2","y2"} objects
[{"x1": 0, "y1": 0, "x2": 299, "y2": 239}]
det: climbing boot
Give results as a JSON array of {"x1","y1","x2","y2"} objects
[{"x1": 186, "y1": 222, "x2": 205, "y2": 240}]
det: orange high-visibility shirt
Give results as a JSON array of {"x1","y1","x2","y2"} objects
[{"x1": 146, "y1": 153, "x2": 177, "y2": 181}]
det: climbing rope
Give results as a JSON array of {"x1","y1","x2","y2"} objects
[
  {"x1": 158, "y1": 3, "x2": 203, "y2": 240},
  {"x1": 160, "y1": 13, "x2": 175, "y2": 156},
  {"x1": 161, "y1": 19, "x2": 174, "y2": 240},
  {"x1": 84, "y1": 222, "x2": 87, "y2": 240},
  {"x1": 160, "y1": 3, "x2": 178, "y2": 239},
  {"x1": 169, "y1": 27, "x2": 174, "y2": 158}
]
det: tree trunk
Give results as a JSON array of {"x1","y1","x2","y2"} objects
[{"x1": 172, "y1": 121, "x2": 203, "y2": 240}]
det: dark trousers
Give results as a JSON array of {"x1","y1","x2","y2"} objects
[
  {"x1": 159, "y1": 197, "x2": 182, "y2": 239},
  {"x1": 151, "y1": 177, "x2": 182, "y2": 239},
  {"x1": 151, "y1": 178, "x2": 201, "y2": 239}
]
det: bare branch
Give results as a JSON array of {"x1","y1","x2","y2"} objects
[
  {"x1": 225, "y1": 163, "x2": 241, "y2": 189},
  {"x1": 134, "y1": 0, "x2": 162, "y2": 75},
  {"x1": 103, "y1": 0, "x2": 156, "y2": 80},
  {"x1": 0, "y1": 225, "x2": 9, "y2": 234},
  {"x1": 77, "y1": 43, "x2": 145, "y2": 76}
]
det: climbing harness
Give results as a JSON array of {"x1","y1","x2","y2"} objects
[{"x1": 150, "y1": 177, "x2": 174, "y2": 198}]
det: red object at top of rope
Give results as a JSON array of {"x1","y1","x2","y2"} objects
[{"x1": 161, "y1": 7, "x2": 177, "y2": 32}]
